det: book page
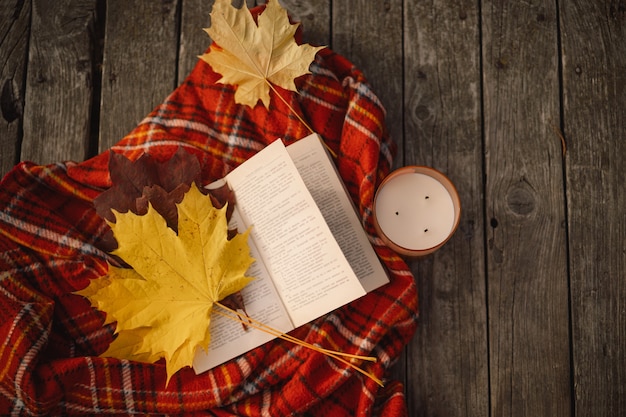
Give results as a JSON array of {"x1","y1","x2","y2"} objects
[
  {"x1": 225, "y1": 139, "x2": 366, "y2": 327},
  {"x1": 287, "y1": 134, "x2": 389, "y2": 292},
  {"x1": 193, "y1": 183, "x2": 294, "y2": 374}
]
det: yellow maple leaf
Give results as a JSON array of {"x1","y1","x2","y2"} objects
[
  {"x1": 200, "y1": 0, "x2": 325, "y2": 108},
  {"x1": 77, "y1": 183, "x2": 254, "y2": 383}
]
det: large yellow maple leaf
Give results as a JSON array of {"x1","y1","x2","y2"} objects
[
  {"x1": 200, "y1": 0, "x2": 325, "y2": 108},
  {"x1": 77, "y1": 183, "x2": 254, "y2": 383}
]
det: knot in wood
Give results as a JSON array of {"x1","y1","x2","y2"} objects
[
  {"x1": 414, "y1": 104, "x2": 430, "y2": 121},
  {"x1": 506, "y1": 184, "x2": 536, "y2": 216}
]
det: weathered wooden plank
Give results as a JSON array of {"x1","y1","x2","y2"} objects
[
  {"x1": 332, "y1": 0, "x2": 403, "y2": 164},
  {"x1": 482, "y1": 1, "x2": 571, "y2": 415},
  {"x1": 98, "y1": 0, "x2": 180, "y2": 152},
  {"x1": 0, "y1": 0, "x2": 30, "y2": 177},
  {"x1": 178, "y1": 0, "x2": 212, "y2": 85},
  {"x1": 560, "y1": 2, "x2": 626, "y2": 416},
  {"x1": 402, "y1": 1, "x2": 488, "y2": 416},
  {"x1": 21, "y1": 0, "x2": 96, "y2": 167},
  {"x1": 280, "y1": 0, "x2": 330, "y2": 47}
]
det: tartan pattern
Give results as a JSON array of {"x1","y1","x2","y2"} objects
[{"x1": 0, "y1": 45, "x2": 418, "y2": 416}]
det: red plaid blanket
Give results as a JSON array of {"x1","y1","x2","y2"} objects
[{"x1": 0, "y1": 42, "x2": 418, "y2": 415}]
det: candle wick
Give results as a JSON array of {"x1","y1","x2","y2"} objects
[
  {"x1": 395, "y1": 211, "x2": 399, "y2": 215},
  {"x1": 425, "y1": 196, "x2": 430, "y2": 199},
  {"x1": 424, "y1": 229, "x2": 429, "y2": 232}
]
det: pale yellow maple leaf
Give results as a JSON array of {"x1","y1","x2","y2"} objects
[
  {"x1": 200, "y1": 0, "x2": 325, "y2": 108},
  {"x1": 77, "y1": 183, "x2": 254, "y2": 383}
]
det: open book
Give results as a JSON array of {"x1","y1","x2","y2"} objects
[{"x1": 193, "y1": 133, "x2": 389, "y2": 373}]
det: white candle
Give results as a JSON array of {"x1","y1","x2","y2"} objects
[{"x1": 373, "y1": 167, "x2": 460, "y2": 256}]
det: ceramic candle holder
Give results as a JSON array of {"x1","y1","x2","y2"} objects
[{"x1": 373, "y1": 166, "x2": 461, "y2": 257}]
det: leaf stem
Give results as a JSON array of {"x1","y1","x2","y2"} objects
[
  {"x1": 266, "y1": 81, "x2": 338, "y2": 158},
  {"x1": 214, "y1": 302, "x2": 383, "y2": 386},
  {"x1": 266, "y1": 81, "x2": 314, "y2": 134}
]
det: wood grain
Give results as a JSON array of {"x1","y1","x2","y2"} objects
[
  {"x1": 482, "y1": 0, "x2": 571, "y2": 415},
  {"x1": 403, "y1": 1, "x2": 488, "y2": 415},
  {"x1": 98, "y1": 0, "x2": 179, "y2": 152},
  {"x1": 280, "y1": 0, "x2": 329, "y2": 47},
  {"x1": 21, "y1": 0, "x2": 96, "y2": 167},
  {"x1": 0, "y1": 0, "x2": 30, "y2": 177},
  {"x1": 178, "y1": 0, "x2": 212, "y2": 85},
  {"x1": 561, "y1": 2, "x2": 626, "y2": 415}
]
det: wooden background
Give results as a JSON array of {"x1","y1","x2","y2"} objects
[{"x1": 1, "y1": 1, "x2": 625, "y2": 416}]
